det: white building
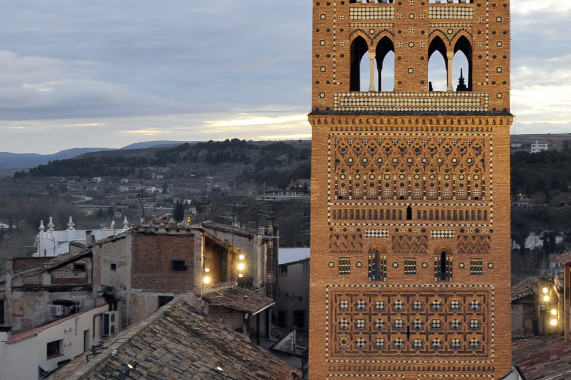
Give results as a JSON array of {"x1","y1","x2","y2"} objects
[
  {"x1": 35, "y1": 217, "x2": 129, "y2": 257},
  {"x1": 530, "y1": 140, "x2": 550, "y2": 153},
  {"x1": 0, "y1": 304, "x2": 109, "y2": 380}
]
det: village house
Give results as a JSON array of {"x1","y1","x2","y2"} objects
[
  {"x1": 46, "y1": 298, "x2": 301, "y2": 379},
  {"x1": 276, "y1": 258, "x2": 309, "y2": 332},
  {"x1": 0, "y1": 219, "x2": 279, "y2": 379},
  {"x1": 35, "y1": 216, "x2": 129, "y2": 258}
]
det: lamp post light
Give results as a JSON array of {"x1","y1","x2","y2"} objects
[{"x1": 539, "y1": 284, "x2": 560, "y2": 334}]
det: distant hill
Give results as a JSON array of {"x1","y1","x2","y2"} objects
[
  {"x1": 13, "y1": 139, "x2": 312, "y2": 191},
  {"x1": 0, "y1": 141, "x2": 193, "y2": 171},
  {"x1": 121, "y1": 141, "x2": 191, "y2": 150},
  {"x1": 0, "y1": 148, "x2": 111, "y2": 171}
]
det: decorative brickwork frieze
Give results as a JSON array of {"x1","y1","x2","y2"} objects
[
  {"x1": 334, "y1": 92, "x2": 488, "y2": 112},
  {"x1": 326, "y1": 285, "x2": 492, "y2": 362},
  {"x1": 330, "y1": 232, "x2": 364, "y2": 254},
  {"x1": 310, "y1": 0, "x2": 512, "y2": 377},
  {"x1": 457, "y1": 234, "x2": 491, "y2": 255},
  {"x1": 392, "y1": 235, "x2": 429, "y2": 255}
]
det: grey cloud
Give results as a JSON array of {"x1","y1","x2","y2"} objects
[{"x1": 0, "y1": 0, "x2": 568, "y2": 151}]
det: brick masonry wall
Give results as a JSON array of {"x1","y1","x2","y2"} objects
[
  {"x1": 310, "y1": 116, "x2": 512, "y2": 379},
  {"x1": 309, "y1": 0, "x2": 513, "y2": 377},
  {"x1": 12, "y1": 257, "x2": 52, "y2": 272},
  {"x1": 131, "y1": 233, "x2": 195, "y2": 292},
  {"x1": 311, "y1": 0, "x2": 511, "y2": 113}
]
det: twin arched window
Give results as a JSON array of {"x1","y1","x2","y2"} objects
[
  {"x1": 350, "y1": 36, "x2": 395, "y2": 92},
  {"x1": 350, "y1": 35, "x2": 472, "y2": 92},
  {"x1": 428, "y1": 35, "x2": 472, "y2": 91}
]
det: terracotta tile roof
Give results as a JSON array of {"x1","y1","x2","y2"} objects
[
  {"x1": 512, "y1": 278, "x2": 539, "y2": 301},
  {"x1": 9, "y1": 306, "x2": 106, "y2": 344},
  {"x1": 11, "y1": 232, "x2": 130, "y2": 280},
  {"x1": 202, "y1": 286, "x2": 275, "y2": 315},
  {"x1": 11, "y1": 249, "x2": 92, "y2": 280},
  {"x1": 555, "y1": 251, "x2": 571, "y2": 267},
  {"x1": 50, "y1": 298, "x2": 301, "y2": 380},
  {"x1": 202, "y1": 220, "x2": 258, "y2": 239},
  {"x1": 513, "y1": 335, "x2": 571, "y2": 379}
]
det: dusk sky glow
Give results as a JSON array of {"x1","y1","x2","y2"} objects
[{"x1": 0, "y1": 0, "x2": 569, "y2": 154}]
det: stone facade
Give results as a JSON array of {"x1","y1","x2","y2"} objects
[
  {"x1": 309, "y1": 0, "x2": 513, "y2": 379},
  {"x1": 277, "y1": 258, "x2": 310, "y2": 331}
]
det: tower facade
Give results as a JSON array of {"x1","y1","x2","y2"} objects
[{"x1": 309, "y1": 0, "x2": 513, "y2": 379}]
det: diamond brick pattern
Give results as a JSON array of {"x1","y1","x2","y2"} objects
[{"x1": 328, "y1": 286, "x2": 490, "y2": 360}]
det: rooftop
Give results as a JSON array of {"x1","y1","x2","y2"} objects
[
  {"x1": 513, "y1": 335, "x2": 571, "y2": 379},
  {"x1": 202, "y1": 286, "x2": 275, "y2": 315},
  {"x1": 512, "y1": 278, "x2": 539, "y2": 302},
  {"x1": 49, "y1": 298, "x2": 300, "y2": 380},
  {"x1": 555, "y1": 251, "x2": 571, "y2": 267},
  {"x1": 9, "y1": 305, "x2": 106, "y2": 344}
]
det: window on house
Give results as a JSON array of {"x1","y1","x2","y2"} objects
[
  {"x1": 110, "y1": 264, "x2": 117, "y2": 271},
  {"x1": 0, "y1": 299, "x2": 5, "y2": 324},
  {"x1": 73, "y1": 263, "x2": 86, "y2": 271},
  {"x1": 293, "y1": 310, "x2": 306, "y2": 328},
  {"x1": 158, "y1": 295, "x2": 174, "y2": 308},
  {"x1": 47, "y1": 339, "x2": 63, "y2": 359},
  {"x1": 278, "y1": 311, "x2": 286, "y2": 328},
  {"x1": 171, "y1": 260, "x2": 187, "y2": 272}
]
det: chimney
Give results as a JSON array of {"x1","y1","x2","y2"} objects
[{"x1": 86, "y1": 231, "x2": 96, "y2": 246}]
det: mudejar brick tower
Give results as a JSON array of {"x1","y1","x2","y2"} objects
[{"x1": 309, "y1": 0, "x2": 513, "y2": 379}]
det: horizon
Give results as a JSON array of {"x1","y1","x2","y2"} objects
[
  {"x1": 2, "y1": 133, "x2": 570, "y2": 156},
  {"x1": 0, "y1": 1, "x2": 569, "y2": 154}
]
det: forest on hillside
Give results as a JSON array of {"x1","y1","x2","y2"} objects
[
  {"x1": 2, "y1": 141, "x2": 571, "y2": 279},
  {"x1": 14, "y1": 139, "x2": 311, "y2": 190},
  {"x1": 511, "y1": 149, "x2": 571, "y2": 203}
]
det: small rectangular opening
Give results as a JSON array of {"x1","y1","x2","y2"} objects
[
  {"x1": 171, "y1": 260, "x2": 187, "y2": 272},
  {"x1": 47, "y1": 339, "x2": 62, "y2": 359},
  {"x1": 73, "y1": 263, "x2": 86, "y2": 271},
  {"x1": 158, "y1": 295, "x2": 174, "y2": 308},
  {"x1": 293, "y1": 310, "x2": 306, "y2": 328}
]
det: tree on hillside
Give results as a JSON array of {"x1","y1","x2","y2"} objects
[{"x1": 173, "y1": 200, "x2": 184, "y2": 223}]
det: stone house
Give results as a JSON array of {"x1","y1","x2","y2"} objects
[{"x1": 0, "y1": 220, "x2": 277, "y2": 378}]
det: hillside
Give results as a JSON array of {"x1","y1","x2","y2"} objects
[
  {"x1": 13, "y1": 139, "x2": 311, "y2": 191},
  {"x1": 0, "y1": 148, "x2": 111, "y2": 173},
  {"x1": 2, "y1": 138, "x2": 571, "y2": 277}
]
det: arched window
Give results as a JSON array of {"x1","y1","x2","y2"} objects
[
  {"x1": 428, "y1": 36, "x2": 448, "y2": 91},
  {"x1": 376, "y1": 37, "x2": 395, "y2": 91},
  {"x1": 435, "y1": 248, "x2": 453, "y2": 281},
  {"x1": 406, "y1": 205, "x2": 412, "y2": 220},
  {"x1": 440, "y1": 251, "x2": 447, "y2": 279},
  {"x1": 453, "y1": 36, "x2": 472, "y2": 91},
  {"x1": 368, "y1": 247, "x2": 387, "y2": 281},
  {"x1": 350, "y1": 36, "x2": 369, "y2": 91}
]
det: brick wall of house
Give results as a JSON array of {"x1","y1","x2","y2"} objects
[
  {"x1": 132, "y1": 233, "x2": 195, "y2": 292},
  {"x1": 12, "y1": 257, "x2": 52, "y2": 272}
]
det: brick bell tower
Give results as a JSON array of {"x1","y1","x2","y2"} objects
[{"x1": 308, "y1": 0, "x2": 513, "y2": 379}]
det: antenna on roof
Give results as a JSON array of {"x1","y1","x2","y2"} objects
[{"x1": 138, "y1": 180, "x2": 146, "y2": 223}]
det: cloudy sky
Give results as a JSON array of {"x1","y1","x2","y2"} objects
[{"x1": 1, "y1": 0, "x2": 569, "y2": 154}]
